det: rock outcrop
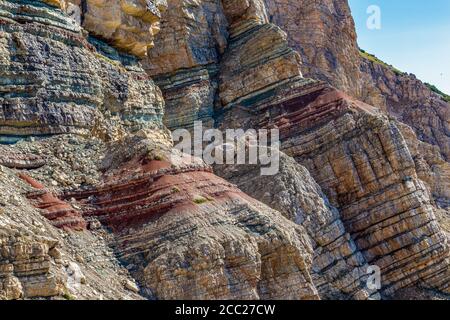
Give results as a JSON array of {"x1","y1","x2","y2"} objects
[
  {"x1": 262, "y1": 0, "x2": 450, "y2": 165},
  {"x1": 59, "y1": 136, "x2": 320, "y2": 300},
  {"x1": 18, "y1": 173, "x2": 87, "y2": 231},
  {"x1": 39, "y1": 0, "x2": 167, "y2": 57},
  {"x1": 1, "y1": 0, "x2": 324, "y2": 301},
  {"x1": 360, "y1": 60, "x2": 450, "y2": 162},
  {"x1": 214, "y1": 11, "x2": 450, "y2": 294},
  {"x1": 144, "y1": 0, "x2": 228, "y2": 130},
  {"x1": 215, "y1": 151, "x2": 373, "y2": 299},
  {"x1": 0, "y1": 0, "x2": 164, "y2": 144},
  {"x1": 0, "y1": 162, "x2": 144, "y2": 300},
  {"x1": 1, "y1": 0, "x2": 449, "y2": 300}
]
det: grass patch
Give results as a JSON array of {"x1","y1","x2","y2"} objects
[
  {"x1": 359, "y1": 49, "x2": 405, "y2": 76},
  {"x1": 62, "y1": 292, "x2": 76, "y2": 300},
  {"x1": 171, "y1": 187, "x2": 180, "y2": 193},
  {"x1": 424, "y1": 83, "x2": 450, "y2": 103},
  {"x1": 193, "y1": 196, "x2": 210, "y2": 205}
]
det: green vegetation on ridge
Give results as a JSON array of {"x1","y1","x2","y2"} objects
[
  {"x1": 359, "y1": 49, "x2": 404, "y2": 76},
  {"x1": 424, "y1": 83, "x2": 450, "y2": 103},
  {"x1": 360, "y1": 49, "x2": 450, "y2": 103}
]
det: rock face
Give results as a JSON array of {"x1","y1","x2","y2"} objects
[
  {"x1": 0, "y1": 0, "x2": 323, "y2": 301},
  {"x1": 144, "y1": 0, "x2": 228, "y2": 130},
  {"x1": 40, "y1": 0, "x2": 167, "y2": 57},
  {"x1": 215, "y1": 151, "x2": 373, "y2": 299},
  {"x1": 214, "y1": 11, "x2": 450, "y2": 293},
  {"x1": 147, "y1": 0, "x2": 449, "y2": 298},
  {"x1": 1, "y1": 0, "x2": 449, "y2": 301},
  {"x1": 0, "y1": 0, "x2": 164, "y2": 144},
  {"x1": 18, "y1": 173, "x2": 87, "y2": 231},
  {"x1": 360, "y1": 60, "x2": 450, "y2": 162},
  {"x1": 0, "y1": 162, "x2": 144, "y2": 300},
  {"x1": 263, "y1": 0, "x2": 363, "y2": 99},
  {"x1": 61, "y1": 137, "x2": 320, "y2": 300},
  {"x1": 262, "y1": 0, "x2": 450, "y2": 164}
]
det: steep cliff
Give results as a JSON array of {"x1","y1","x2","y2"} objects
[
  {"x1": 262, "y1": 0, "x2": 450, "y2": 164},
  {"x1": 0, "y1": 0, "x2": 323, "y2": 300},
  {"x1": 0, "y1": 0, "x2": 449, "y2": 300},
  {"x1": 147, "y1": 0, "x2": 450, "y2": 298}
]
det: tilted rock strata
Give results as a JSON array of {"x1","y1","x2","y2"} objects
[
  {"x1": 219, "y1": 22, "x2": 303, "y2": 108},
  {"x1": 61, "y1": 138, "x2": 321, "y2": 300},
  {"x1": 40, "y1": 0, "x2": 167, "y2": 57},
  {"x1": 144, "y1": 0, "x2": 229, "y2": 130},
  {"x1": 142, "y1": 0, "x2": 450, "y2": 298},
  {"x1": 1, "y1": 0, "x2": 449, "y2": 300},
  {"x1": 153, "y1": 64, "x2": 218, "y2": 131},
  {"x1": 263, "y1": 0, "x2": 365, "y2": 103},
  {"x1": 219, "y1": 80, "x2": 450, "y2": 295},
  {"x1": 263, "y1": 0, "x2": 450, "y2": 163},
  {"x1": 398, "y1": 123, "x2": 450, "y2": 206},
  {"x1": 282, "y1": 110, "x2": 450, "y2": 296},
  {"x1": 361, "y1": 59, "x2": 450, "y2": 162},
  {"x1": 0, "y1": 163, "x2": 144, "y2": 300},
  {"x1": 213, "y1": 4, "x2": 449, "y2": 295},
  {"x1": 215, "y1": 151, "x2": 373, "y2": 299},
  {"x1": 18, "y1": 173, "x2": 87, "y2": 231}
]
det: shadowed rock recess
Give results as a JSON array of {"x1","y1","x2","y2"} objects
[{"x1": 0, "y1": 0, "x2": 448, "y2": 300}]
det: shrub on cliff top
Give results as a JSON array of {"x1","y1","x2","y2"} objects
[
  {"x1": 424, "y1": 83, "x2": 450, "y2": 103},
  {"x1": 359, "y1": 49, "x2": 404, "y2": 76}
]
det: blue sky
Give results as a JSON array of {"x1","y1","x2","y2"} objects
[{"x1": 348, "y1": 0, "x2": 450, "y2": 94}]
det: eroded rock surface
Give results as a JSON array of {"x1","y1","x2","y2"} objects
[
  {"x1": 0, "y1": 162, "x2": 144, "y2": 300},
  {"x1": 0, "y1": 0, "x2": 164, "y2": 144},
  {"x1": 215, "y1": 151, "x2": 373, "y2": 299},
  {"x1": 262, "y1": 0, "x2": 450, "y2": 165},
  {"x1": 1, "y1": 0, "x2": 323, "y2": 301},
  {"x1": 61, "y1": 137, "x2": 320, "y2": 300},
  {"x1": 1, "y1": 0, "x2": 449, "y2": 300},
  {"x1": 213, "y1": 0, "x2": 449, "y2": 297}
]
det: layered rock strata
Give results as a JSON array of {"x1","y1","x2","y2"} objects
[
  {"x1": 217, "y1": 80, "x2": 450, "y2": 296},
  {"x1": 1, "y1": 0, "x2": 328, "y2": 300},
  {"x1": 213, "y1": 0, "x2": 449, "y2": 297},
  {"x1": 144, "y1": 0, "x2": 229, "y2": 130},
  {"x1": 61, "y1": 137, "x2": 321, "y2": 300},
  {"x1": 0, "y1": 223, "x2": 65, "y2": 299},
  {"x1": 18, "y1": 173, "x2": 87, "y2": 231},
  {"x1": 1, "y1": 0, "x2": 449, "y2": 301},
  {"x1": 361, "y1": 60, "x2": 450, "y2": 162},
  {"x1": 0, "y1": 0, "x2": 164, "y2": 144},
  {"x1": 0, "y1": 162, "x2": 144, "y2": 300},
  {"x1": 39, "y1": 0, "x2": 167, "y2": 57},
  {"x1": 262, "y1": 0, "x2": 450, "y2": 165},
  {"x1": 215, "y1": 151, "x2": 373, "y2": 299}
]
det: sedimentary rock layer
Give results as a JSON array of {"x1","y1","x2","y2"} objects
[
  {"x1": 38, "y1": 0, "x2": 167, "y2": 57},
  {"x1": 19, "y1": 173, "x2": 87, "y2": 231},
  {"x1": 215, "y1": 151, "x2": 373, "y2": 299},
  {"x1": 219, "y1": 80, "x2": 450, "y2": 296},
  {"x1": 0, "y1": 161, "x2": 144, "y2": 300},
  {"x1": 263, "y1": 0, "x2": 450, "y2": 164},
  {"x1": 143, "y1": 0, "x2": 450, "y2": 298},
  {"x1": 0, "y1": 0, "x2": 164, "y2": 144},
  {"x1": 1, "y1": 0, "x2": 449, "y2": 301},
  {"x1": 61, "y1": 137, "x2": 321, "y2": 300},
  {"x1": 143, "y1": 0, "x2": 229, "y2": 130},
  {"x1": 213, "y1": 3, "x2": 449, "y2": 295}
]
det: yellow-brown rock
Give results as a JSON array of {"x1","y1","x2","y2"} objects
[{"x1": 62, "y1": 0, "x2": 167, "y2": 57}]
